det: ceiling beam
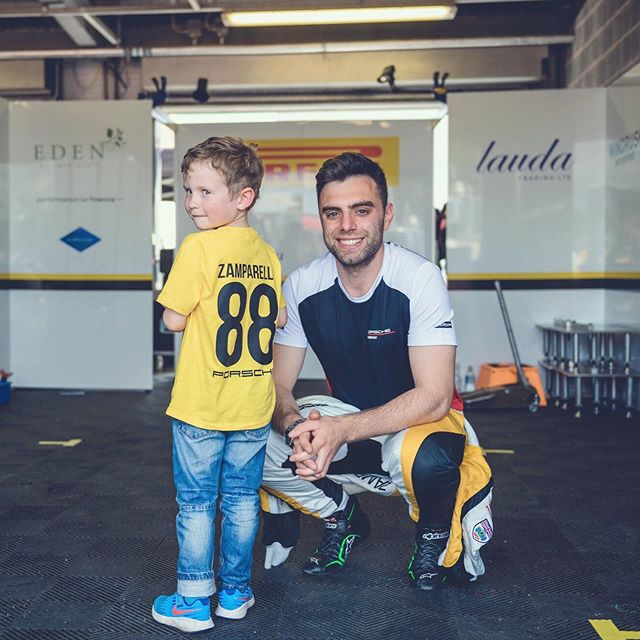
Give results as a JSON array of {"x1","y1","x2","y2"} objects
[
  {"x1": 0, "y1": 34, "x2": 573, "y2": 60},
  {"x1": 51, "y1": 14, "x2": 97, "y2": 45},
  {"x1": 37, "y1": 0, "x2": 123, "y2": 48},
  {"x1": 39, "y1": 1, "x2": 97, "y2": 46},
  {"x1": 0, "y1": 3, "x2": 219, "y2": 18}
]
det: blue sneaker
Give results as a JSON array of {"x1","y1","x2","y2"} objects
[
  {"x1": 215, "y1": 586, "x2": 255, "y2": 620},
  {"x1": 152, "y1": 592, "x2": 213, "y2": 633}
]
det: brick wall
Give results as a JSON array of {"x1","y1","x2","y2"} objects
[{"x1": 567, "y1": 0, "x2": 640, "y2": 87}]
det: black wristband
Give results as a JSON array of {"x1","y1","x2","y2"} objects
[{"x1": 284, "y1": 417, "x2": 305, "y2": 448}]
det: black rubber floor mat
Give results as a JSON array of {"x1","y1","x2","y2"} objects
[{"x1": 0, "y1": 379, "x2": 638, "y2": 640}]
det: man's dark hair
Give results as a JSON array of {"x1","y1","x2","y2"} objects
[{"x1": 315, "y1": 152, "x2": 388, "y2": 208}]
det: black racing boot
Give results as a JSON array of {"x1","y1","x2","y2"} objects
[
  {"x1": 302, "y1": 496, "x2": 371, "y2": 576},
  {"x1": 408, "y1": 526, "x2": 450, "y2": 591}
]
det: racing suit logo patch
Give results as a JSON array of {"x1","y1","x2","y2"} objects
[{"x1": 472, "y1": 518, "x2": 494, "y2": 543}]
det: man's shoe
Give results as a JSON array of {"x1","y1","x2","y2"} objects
[
  {"x1": 151, "y1": 592, "x2": 213, "y2": 633},
  {"x1": 408, "y1": 527, "x2": 450, "y2": 591},
  {"x1": 303, "y1": 495, "x2": 370, "y2": 576},
  {"x1": 215, "y1": 586, "x2": 255, "y2": 620}
]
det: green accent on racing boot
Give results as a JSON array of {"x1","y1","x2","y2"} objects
[
  {"x1": 303, "y1": 496, "x2": 370, "y2": 576},
  {"x1": 408, "y1": 527, "x2": 449, "y2": 591}
]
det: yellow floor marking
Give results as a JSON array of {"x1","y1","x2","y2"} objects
[
  {"x1": 38, "y1": 438, "x2": 82, "y2": 447},
  {"x1": 590, "y1": 619, "x2": 640, "y2": 640},
  {"x1": 483, "y1": 448, "x2": 515, "y2": 455}
]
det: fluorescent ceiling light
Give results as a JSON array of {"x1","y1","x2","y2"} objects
[
  {"x1": 169, "y1": 112, "x2": 281, "y2": 124},
  {"x1": 159, "y1": 103, "x2": 447, "y2": 125},
  {"x1": 222, "y1": 6, "x2": 457, "y2": 28},
  {"x1": 53, "y1": 15, "x2": 97, "y2": 47}
]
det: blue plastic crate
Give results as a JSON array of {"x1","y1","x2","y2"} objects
[{"x1": 0, "y1": 381, "x2": 11, "y2": 405}]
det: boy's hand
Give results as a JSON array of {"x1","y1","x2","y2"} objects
[{"x1": 276, "y1": 306, "x2": 287, "y2": 329}]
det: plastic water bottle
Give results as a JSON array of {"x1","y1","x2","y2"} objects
[{"x1": 463, "y1": 365, "x2": 476, "y2": 392}]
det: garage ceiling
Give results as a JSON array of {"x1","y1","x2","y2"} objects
[
  {"x1": 0, "y1": 1, "x2": 585, "y2": 55},
  {"x1": 0, "y1": 1, "x2": 587, "y2": 99}
]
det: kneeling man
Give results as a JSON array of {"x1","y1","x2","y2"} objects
[{"x1": 261, "y1": 152, "x2": 493, "y2": 590}]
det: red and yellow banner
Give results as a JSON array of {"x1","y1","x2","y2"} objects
[{"x1": 250, "y1": 137, "x2": 399, "y2": 186}]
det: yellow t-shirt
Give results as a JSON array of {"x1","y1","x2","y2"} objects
[{"x1": 157, "y1": 227, "x2": 285, "y2": 430}]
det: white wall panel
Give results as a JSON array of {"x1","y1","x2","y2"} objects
[
  {"x1": 605, "y1": 291, "x2": 640, "y2": 377},
  {"x1": 448, "y1": 89, "x2": 606, "y2": 276},
  {"x1": 605, "y1": 86, "x2": 640, "y2": 275},
  {"x1": 0, "y1": 290, "x2": 8, "y2": 372},
  {"x1": 605, "y1": 87, "x2": 640, "y2": 405},
  {"x1": 447, "y1": 89, "x2": 611, "y2": 382},
  {"x1": 10, "y1": 291, "x2": 153, "y2": 389},
  {"x1": 605, "y1": 291, "x2": 640, "y2": 327},
  {"x1": 0, "y1": 99, "x2": 9, "y2": 369},
  {"x1": 7, "y1": 100, "x2": 153, "y2": 389},
  {"x1": 9, "y1": 101, "x2": 152, "y2": 276}
]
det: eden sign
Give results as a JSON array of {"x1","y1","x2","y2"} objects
[{"x1": 34, "y1": 144, "x2": 107, "y2": 161}]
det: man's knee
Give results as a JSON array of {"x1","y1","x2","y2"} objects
[
  {"x1": 412, "y1": 431, "x2": 465, "y2": 487},
  {"x1": 381, "y1": 425, "x2": 465, "y2": 481}
]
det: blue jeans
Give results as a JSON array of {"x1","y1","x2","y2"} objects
[{"x1": 172, "y1": 418, "x2": 270, "y2": 597}]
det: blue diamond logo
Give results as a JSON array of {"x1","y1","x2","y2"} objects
[{"x1": 60, "y1": 227, "x2": 101, "y2": 252}]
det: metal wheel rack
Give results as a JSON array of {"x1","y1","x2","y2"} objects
[{"x1": 537, "y1": 322, "x2": 640, "y2": 418}]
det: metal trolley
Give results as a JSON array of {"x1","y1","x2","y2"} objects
[{"x1": 537, "y1": 322, "x2": 640, "y2": 418}]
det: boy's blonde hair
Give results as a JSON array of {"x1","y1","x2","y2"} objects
[{"x1": 181, "y1": 136, "x2": 264, "y2": 210}]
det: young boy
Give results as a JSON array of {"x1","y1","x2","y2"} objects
[{"x1": 152, "y1": 136, "x2": 286, "y2": 633}]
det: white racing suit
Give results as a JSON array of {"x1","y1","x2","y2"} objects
[{"x1": 260, "y1": 395, "x2": 494, "y2": 581}]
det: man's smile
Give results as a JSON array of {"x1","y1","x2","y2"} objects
[{"x1": 337, "y1": 238, "x2": 364, "y2": 247}]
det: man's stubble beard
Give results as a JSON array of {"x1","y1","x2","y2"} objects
[{"x1": 324, "y1": 224, "x2": 385, "y2": 271}]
